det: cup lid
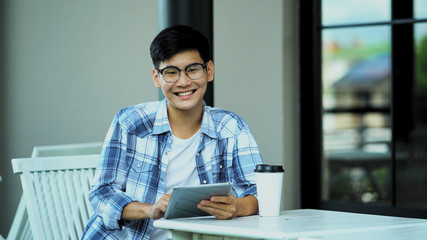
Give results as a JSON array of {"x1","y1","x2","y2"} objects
[{"x1": 254, "y1": 164, "x2": 284, "y2": 173}]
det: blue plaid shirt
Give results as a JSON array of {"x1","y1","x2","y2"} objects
[{"x1": 82, "y1": 99, "x2": 263, "y2": 240}]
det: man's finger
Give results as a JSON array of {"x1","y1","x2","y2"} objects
[
  {"x1": 198, "y1": 204, "x2": 234, "y2": 220},
  {"x1": 210, "y1": 194, "x2": 234, "y2": 204}
]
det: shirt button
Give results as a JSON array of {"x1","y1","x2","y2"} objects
[
  {"x1": 196, "y1": 153, "x2": 200, "y2": 157},
  {"x1": 203, "y1": 180, "x2": 207, "y2": 184},
  {"x1": 137, "y1": 164, "x2": 141, "y2": 168},
  {"x1": 161, "y1": 178, "x2": 164, "y2": 182},
  {"x1": 220, "y1": 165, "x2": 223, "y2": 169}
]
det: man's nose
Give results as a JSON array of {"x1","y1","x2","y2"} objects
[{"x1": 175, "y1": 70, "x2": 192, "y2": 86}]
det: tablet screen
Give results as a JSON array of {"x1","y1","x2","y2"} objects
[{"x1": 164, "y1": 182, "x2": 233, "y2": 219}]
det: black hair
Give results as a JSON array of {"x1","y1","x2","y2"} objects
[{"x1": 150, "y1": 25, "x2": 210, "y2": 69}]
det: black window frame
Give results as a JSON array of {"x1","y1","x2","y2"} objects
[{"x1": 300, "y1": 0, "x2": 427, "y2": 218}]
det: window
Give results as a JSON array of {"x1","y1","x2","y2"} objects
[{"x1": 300, "y1": 0, "x2": 427, "y2": 218}]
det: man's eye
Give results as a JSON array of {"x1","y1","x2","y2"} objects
[
  {"x1": 164, "y1": 69, "x2": 178, "y2": 75},
  {"x1": 187, "y1": 66, "x2": 202, "y2": 73}
]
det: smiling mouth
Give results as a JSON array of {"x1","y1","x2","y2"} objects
[{"x1": 175, "y1": 90, "x2": 196, "y2": 96}]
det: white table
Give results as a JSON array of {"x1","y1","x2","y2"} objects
[
  {"x1": 298, "y1": 224, "x2": 427, "y2": 240},
  {"x1": 153, "y1": 209, "x2": 427, "y2": 240}
]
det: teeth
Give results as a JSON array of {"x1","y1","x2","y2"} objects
[{"x1": 177, "y1": 90, "x2": 193, "y2": 96}]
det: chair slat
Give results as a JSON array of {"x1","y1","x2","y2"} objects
[
  {"x1": 81, "y1": 169, "x2": 95, "y2": 216},
  {"x1": 57, "y1": 170, "x2": 78, "y2": 240},
  {"x1": 41, "y1": 171, "x2": 64, "y2": 239},
  {"x1": 22, "y1": 220, "x2": 31, "y2": 240},
  {"x1": 20, "y1": 172, "x2": 44, "y2": 240},
  {"x1": 64, "y1": 170, "x2": 82, "y2": 239},
  {"x1": 32, "y1": 172, "x2": 52, "y2": 239},
  {"x1": 73, "y1": 170, "x2": 89, "y2": 230}
]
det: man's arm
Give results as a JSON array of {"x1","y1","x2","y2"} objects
[{"x1": 197, "y1": 194, "x2": 258, "y2": 220}]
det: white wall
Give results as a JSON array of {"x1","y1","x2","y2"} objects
[
  {"x1": 0, "y1": 0, "x2": 158, "y2": 235},
  {"x1": 0, "y1": 0, "x2": 300, "y2": 236},
  {"x1": 214, "y1": 0, "x2": 300, "y2": 211}
]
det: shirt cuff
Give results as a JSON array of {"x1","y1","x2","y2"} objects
[{"x1": 241, "y1": 185, "x2": 258, "y2": 199}]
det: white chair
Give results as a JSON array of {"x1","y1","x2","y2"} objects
[
  {"x1": 12, "y1": 154, "x2": 99, "y2": 240},
  {"x1": 7, "y1": 142, "x2": 102, "y2": 240}
]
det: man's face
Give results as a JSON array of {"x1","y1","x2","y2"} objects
[{"x1": 152, "y1": 50, "x2": 214, "y2": 114}]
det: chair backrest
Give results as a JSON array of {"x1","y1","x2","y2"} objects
[
  {"x1": 31, "y1": 142, "x2": 103, "y2": 158},
  {"x1": 12, "y1": 154, "x2": 99, "y2": 240},
  {"x1": 6, "y1": 142, "x2": 102, "y2": 240}
]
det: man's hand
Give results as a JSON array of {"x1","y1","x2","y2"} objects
[
  {"x1": 148, "y1": 193, "x2": 171, "y2": 219},
  {"x1": 197, "y1": 194, "x2": 258, "y2": 220}
]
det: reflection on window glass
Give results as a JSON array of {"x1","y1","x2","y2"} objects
[
  {"x1": 395, "y1": 23, "x2": 427, "y2": 209},
  {"x1": 322, "y1": 27, "x2": 391, "y2": 109},
  {"x1": 415, "y1": 0, "x2": 427, "y2": 19},
  {"x1": 322, "y1": 0, "x2": 390, "y2": 26},
  {"x1": 321, "y1": 26, "x2": 391, "y2": 204}
]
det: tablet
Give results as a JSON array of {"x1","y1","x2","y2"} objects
[{"x1": 164, "y1": 182, "x2": 233, "y2": 219}]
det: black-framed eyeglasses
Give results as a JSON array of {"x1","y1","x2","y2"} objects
[{"x1": 156, "y1": 63, "x2": 207, "y2": 83}]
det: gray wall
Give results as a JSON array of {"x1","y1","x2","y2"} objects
[
  {"x1": 0, "y1": 0, "x2": 158, "y2": 235},
  {"x1": 214, "y1": 0, "x2": 299, "y2": 211},
  {"x1": 0, "y1": 0, "x2": 299, "y2": 236}
]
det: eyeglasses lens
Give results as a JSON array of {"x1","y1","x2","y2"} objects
[{"x1": 186, "y1": 65, "x2": 203, "y2": 80}]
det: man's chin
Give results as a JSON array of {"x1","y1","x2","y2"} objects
[{"x1": 166, "y1": 99, "x2": 204, "y2": 112}]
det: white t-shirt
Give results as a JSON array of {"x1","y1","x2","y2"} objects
[{"x1": 150, "y1": 129, "x2": 201, "y2": 239}]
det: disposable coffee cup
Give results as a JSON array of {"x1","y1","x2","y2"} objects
[{"x1": 254, "y1": 164, "x2": 284, "y2": 217}]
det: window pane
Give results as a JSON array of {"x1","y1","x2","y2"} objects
[
  {"x1": 395, "y1": 23, "x2": 427, "y2": 209},
  {"x1": 415, "y1": 0, "x2": 427, "y2": 19},
  {"x1": 322, "y1": 26, "x2": 392, "y2": 204},
  {"x1": 322, "y1": 0, "x2": 391, "y2": 26}
]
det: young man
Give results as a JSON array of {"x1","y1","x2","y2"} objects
[{"x1": 82, "y1": 25, "x2": 263, "y2": 239}]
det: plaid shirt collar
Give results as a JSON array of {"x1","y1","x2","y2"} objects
[{"x1": 152, "y1": 98, "x2": 218, "y2": 139}]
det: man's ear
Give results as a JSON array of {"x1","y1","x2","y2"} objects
[
  {"x1": 207, "y1": 60, "x2": 214, "y2": 82},
  {"x1": 152, "y1": 68, "x2": 161, "y2": 88}
]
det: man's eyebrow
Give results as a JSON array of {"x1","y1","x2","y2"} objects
[
  {"x1": 161, "y1": 62, "x2": 202, "y2": 69},
  {"x1": 158, "y1": 64, "x2": 177, "y2": 71},
  {"x1": 161, "y1": 65, "x2": 176, "y2": 69}
]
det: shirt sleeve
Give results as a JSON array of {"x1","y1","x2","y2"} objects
[
  {"x1": 232, "y1": 122, "x2": 264, "y2": 198},
  {"x1": 88, "y1": 114, "x2": 138, "y2": 230}
]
